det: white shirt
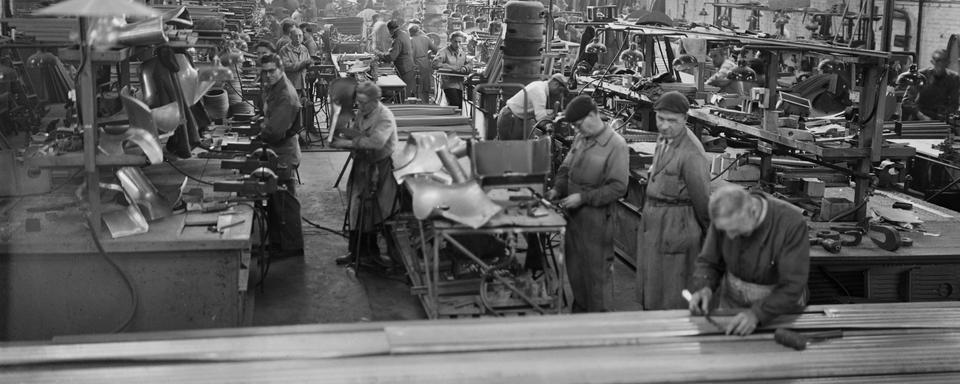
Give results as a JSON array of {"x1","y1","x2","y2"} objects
[{"x1": 505, "y1": 80, "x2": 553, "y2": 121}]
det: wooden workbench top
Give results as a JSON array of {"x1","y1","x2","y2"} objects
[{"x1": 0, "y1": 158, "x2": 253, "y2": 255}]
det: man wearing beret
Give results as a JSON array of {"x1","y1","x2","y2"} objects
[
  {"x1": 636, "y1": 91, "x2": 711, "y2": 310},
  {"x1": 545, "y1": 95, "x2": 629, "y2": 312}
]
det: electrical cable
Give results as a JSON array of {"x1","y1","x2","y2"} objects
[
  {"x1": 711, "y1": 152, "x2": 749, "y2": 181},
  {"x1": 302, "y1": 217, "x2": 348, "y2": 238},
  {"x1": 827, "y1": 195, "x2": 870, "y2": 223},
  {"x1": 82, "y1": 211, "x2": 139, "y2": 333},
  {"x1": 163, "y1": 158, "x2": 216, "y2": 186},
  {"x1": 818, "y1": 265, "x2": 853, "y2": 298}
]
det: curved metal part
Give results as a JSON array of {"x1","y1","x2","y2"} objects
[
  {"x1": 405, "y1": 176, "x2": 502, "y2": 229},
  {"x1": 98, "y1": 128, "x2": 163, "y2": 165},
  {"x1": 120, "y1": 85, "x2": 181, "y2": 139},
  {"x1": 116, "y1": 166, "x2": 172, "y2": 221},
  {"x1": 173, "y1": 53, "x2": 202, "y2": 105},
  {"x1": 139, "y1": 60, "x2": 161, "y2": 106},
  {"x1": 161, "y1": 6, "x2": 193, "y2": 28},
  {"x1": 152, "y1": 101, "x2": 180, "y2": 137},
  {"x1": 392, "y1": 132, "x2": 466, "y2": 181},
  {"x1": 437, "y1": 148, "x2": 468, "y2": 183},
  {"x1": 98, "y1": 182, "x2": 149, "y2": 239},
  {"x1": 117, "y1": 17, "x2": 169, "y2": 46}
]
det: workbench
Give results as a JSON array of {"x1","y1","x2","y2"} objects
[
  {"x1": 0, "y1": 158, "x2": 256, "y2": 341},
  {"x1": 393, "y1": 206, "x2": 569, "y2": 319}
]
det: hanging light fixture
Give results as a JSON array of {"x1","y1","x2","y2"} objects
[
  {"x1": 0, "y1": 62, "x2": 18, "y2": 84},
  {"x1": 672, "y1": 54, "x2": 699, "y2": 72},
  {"x1": 699, "y1": 7, "x2": 708, "y2": 16}
]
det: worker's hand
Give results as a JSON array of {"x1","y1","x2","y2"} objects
[
  {"x1": 544, "y1": 189, "x2": 560, "y2": 201},
  {"x1": 688, "y1": 287, "x2": 712, "y2": 315},
  {"x1": 330, "y1": 138, "x2": 353, "y2": 148},
  {"x1": 558, "y1": 193, "x2": 583, "y2": 209},
  {"x1": 726, "y1": 310, "x2": 760, "y2": 336}
]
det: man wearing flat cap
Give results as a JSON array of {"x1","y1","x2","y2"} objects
[
  {"x1": 382, "y1": 20, "x2": 418, "y2": 98},
  {"x1": 545, "y1": 95, "x2": 629, "y2": 312},
  {"x1": 494, "y1": 73, "x2": 568, "y2": 140},
  {"x1": 637, "y1": 91, "x2": 711, "y2": 310}
]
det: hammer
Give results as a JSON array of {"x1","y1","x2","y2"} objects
[{"x1": 774, "y1": 328, "x2": 843, "y2": 350}]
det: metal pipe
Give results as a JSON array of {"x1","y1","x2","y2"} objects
[
  {"x1": 881, "y1": 0, "x2": 895, "y2": 51},
  {"x1": 917, "y1": 0, "x2": 925, "y2": 60}
]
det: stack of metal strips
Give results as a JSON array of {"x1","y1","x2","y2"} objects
[{"x1": 4, "y1": 302, "x2": 960, "y2": 382}]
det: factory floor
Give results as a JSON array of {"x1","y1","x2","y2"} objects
[{"x1": 252, "y1": 145, "x2": 640, "y2": 327}]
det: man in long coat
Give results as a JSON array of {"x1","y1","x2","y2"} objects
[{"x1": 637, "y1": 91, "x2": 711, "y2": 310}]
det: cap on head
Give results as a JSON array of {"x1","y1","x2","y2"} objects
[
  {"x1": 563, "y1": 95, "x2": 597, "y2": 122},
  {"x1": 932, "y1": 49, "x2": 949, "y2": 63},
  {"x1": 549, "y1": 73, "x2": 568, "y2": 87},
  {"x1": 653, "y1": 91, "x2": 690, "y2": 114}
]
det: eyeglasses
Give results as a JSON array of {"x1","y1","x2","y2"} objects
[{"x1": 260, "y1": 67, "x2": 280, "y2": 75}]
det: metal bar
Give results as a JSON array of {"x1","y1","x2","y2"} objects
[
  {"x1": 78, "y1": 17, "x2": 100, "y2": 237},
  {"x1": 440, "y1": 232, "x2": 548, "y2": 314}
]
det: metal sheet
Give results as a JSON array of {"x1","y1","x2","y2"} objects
[
  {"x1": 116, "y1": 167, "x2": 172, "y2": 221},
  {"x1": 98, "y1": 127, "x2": 163, "y2": 165},
  {"x1": 392, "y1": 132, "x2": 466, "y2": 182},
  {"x1": 99, "y1": 182, "x2": 149, "y2": 239},
  {"x1": 405, "y1": 176, "x2": 503, "y2": 229}
]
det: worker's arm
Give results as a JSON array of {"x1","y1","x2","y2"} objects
[
  {"x1": 528, "y1": 83, "x2": 553, "y2": 121},
  {"x1": 353, "y1": 109, "x2": 395, "y2": 150},
  {"x1": 681, "y1": 151, "x2": 712, "y2": 230},
  {"x1": 751, "y1": 217, "x2": 810, "y2": 325},
  {"x1": 260, "y1": 97, "x2": 299, "y2": 144},
  {"x1": 690, "y1": 226, "x2": 726, "y2": 294},
  {"x1": 706, "y1": 60, "x2": 735, "y2": 87},
  {"x1": 385, "y1": 37, "x2": 402, "y2": 63},
  {"x1": 550, "y1": 138, "x2": 578, "y2": 199},
  {"x1": 581, "y1": 138, "x2": 628, "y2": 207},
  {"x1": 433, "y1": 49, "x2": 458, "y2": 71},
  {"x1": 949, "y1": 75, "x2": 960, "y2": 112}
]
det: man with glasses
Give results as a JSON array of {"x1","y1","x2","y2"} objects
[
  {"x1": 330, "y1": 81, "x2": 398, "y2": 268},
  {"x1": 256, "y1": 53, "x2": 302, "y2": 194},
  {"x1": 908, "y1": 49, "x2": 960, "y2": 120},
  {"x1": 433, "y1": 31, "x2": 471, "y2": 107},
  {"x1": 544, "y1": 95, "x2": 628, "y2": 312}
]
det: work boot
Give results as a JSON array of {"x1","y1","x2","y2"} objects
[{"x1": 335, "y1": 253, "x2": 356, "y2": 266}]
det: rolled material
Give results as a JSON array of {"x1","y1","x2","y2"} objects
[{"x1": 203, "y1": 89, "x2": 229, "y2": 120}]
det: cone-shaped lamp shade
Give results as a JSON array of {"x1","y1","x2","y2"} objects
[
  {"x1": 34, "y1": 0, "x2": 159, "y2": 17},
  {"x1": 0, "y1": 64, "x2": 18, "y2": 84}
]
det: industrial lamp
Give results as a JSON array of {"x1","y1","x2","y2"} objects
[
  {"x1": 198, "y1": 56, "x2": 235, "y2": 83},
  {"x1": 0, "y1": 62, "x2": 17, "y2": 84},
  {"x1": 896, "y1": 64, "x2": 926, "y2": 87},
  {"x1": 26, "y1": 51, "x2": 59, "y2": 68},
  {"x1": 699, "y1": 7, "x2": 708, "y2": 16}
]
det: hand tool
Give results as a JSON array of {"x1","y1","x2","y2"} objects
[
  {"x1": 774, "y1": 328, "x2": 843, "y2": 350},
  {"x1": 809, "y1": 230, "x2": 842, "y2": 253},
  {"x1": 868, "y1": 224, "x2": 901, "y2": 252},
  {"x1": 682, "y1": 289, "x2": 723, "y2": 330}
]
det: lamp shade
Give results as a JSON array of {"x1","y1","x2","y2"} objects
[
  {"x1": 896, "y1": 65, "x2": 926, "y2": 87},
  {"x1": 27, "y1": 52, "x2": 59, "y2": 68},
  {"x1": 0, "y1": 63, "x2": 18, "y2": 84},
  {"x1": 34, "y1": 0, "x2": 160, "y2": 17}
]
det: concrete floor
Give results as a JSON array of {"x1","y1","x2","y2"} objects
[{"x1": 252, "y1": 146, "x2": 640, "y2": 327}]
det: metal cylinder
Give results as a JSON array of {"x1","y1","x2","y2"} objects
[{"x1": 501, "y1": 0, "x2": 546, "y2": 97}]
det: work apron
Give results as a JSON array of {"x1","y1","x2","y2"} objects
[{"x1": 717, "y1": 272, "x2": 807, "y2": 310}]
